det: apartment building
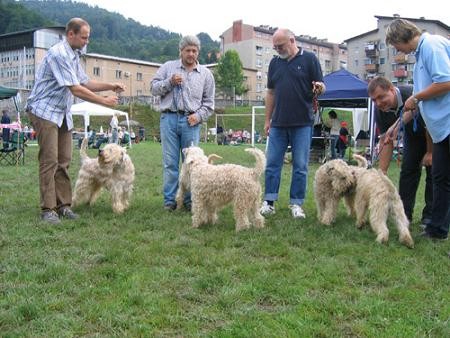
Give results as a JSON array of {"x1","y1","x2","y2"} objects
[
  {"x1": 0, "y1": 27, "x2": 65, "y2": 90},
  {"x1": 220, "y1": 20, "x2": 348, "y2": 101},
  {"x1": 83, "y1": 53, "x2": 160, "y2": 102},
  {"x1": 345, "y1": 15, "x2": 449, "y2": 84},
  {"x1": 0, "y1": 27, "x2": 162, "y2": 103}
]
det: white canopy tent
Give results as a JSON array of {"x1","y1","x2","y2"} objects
[{"x1": 70, "y1": 101, "x2": 131, "y2": 147}]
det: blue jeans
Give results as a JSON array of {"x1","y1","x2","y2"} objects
[
  {"x1": 264, "y1": 126, "x2": 312, "y2": 205},
  {"x1": 330, "y1": 134, "x2": 339, "y2": 159},
  {"x1": 160, "y1": 112, "x2": 201, "y2": 206}
]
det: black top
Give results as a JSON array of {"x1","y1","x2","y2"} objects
[{"x1": 267, "y1": 49, "x2": 323, "y2": 127}]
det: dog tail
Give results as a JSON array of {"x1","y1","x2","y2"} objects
[
  {"x1": 80, "y1": 138, "x2": 89, "y2": 162},
  {"x1": 380, "y1": 171, "x2": 414, "y2": 248},
  {"x1": 207, "y1": 154, "x2": 222, "y2": 164},
  {"x1": 353, "y1": 154, "x2": 368, "y2": 168},
  {"x1": 245, "y1": 147, "x2": 266, "y2": 178}
]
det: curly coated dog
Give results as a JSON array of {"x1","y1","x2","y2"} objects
[
  {"x1": 314, "y1": 155, "x2": 367, "y2": 225},
  {"x1": 72, "y1": 138, "x2": 135, "y2": 214},
  {"x1": 314, "y1": 154, "x2": 414, "y2": 248},
  {"x1": 176, "y1": 146, "x2": 266, "y2": 231}
]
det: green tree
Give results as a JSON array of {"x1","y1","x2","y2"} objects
[{"x1": 214, "y1": 50, "x2": 246, "y2": 99}]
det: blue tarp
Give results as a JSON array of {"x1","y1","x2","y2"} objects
[{"x1": 319, "y1": 69, "x2": 369, "y2": 108}]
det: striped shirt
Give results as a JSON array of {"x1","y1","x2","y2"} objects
[
  {"x1": 26, "y1": 39, "x2": 88, "y2": 130},
  {"x1": 151, "y1": 59, "x2": 215, "y2": 122}
]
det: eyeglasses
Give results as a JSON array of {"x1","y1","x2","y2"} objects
[
  {"x1": 273, "y1": 41, "x2": 288, "y2": 51},
  {"x1": 273, "y1": 37, "x2": 293, "y2": 50}
]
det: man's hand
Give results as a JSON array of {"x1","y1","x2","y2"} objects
[
  {"x1": 103, "y1": 95, "x2": 119, "y2": 107},
  {"x1": 112, "y1": 83, "x2": 125, "y2": 93},
  {"x1": 187, "y1": 113, "x2": 200, "y2": 126},
  {"x1": 171, "y1": 74, "x2": 183, "y2": 86},
  {"x1": 422, "y1": 152, "x2": 432, "y2": 167},
  {"x1": 384, "y1": 122, "x2": 400, "y2": 145},
  {"x1": 264, "y1": 121, "x2": 271, "y2": 136}
]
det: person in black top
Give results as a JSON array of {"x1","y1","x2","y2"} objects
[
  {"x1": 336, "y1": 121, "x2": 349, "y2": 159},
  {"x1": 1, "y1": 110, "x2": 11, "y2": 149},
  {"x1": 368, "y1": 76, "x2": 433, "y2": 228},
  {"x1": 260, "y1": 28, "x2": 325, "y2": 219}
]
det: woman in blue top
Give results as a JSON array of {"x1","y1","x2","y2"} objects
[{"x1": 385, "y1": 18, "x2": 450, "y2": 240}]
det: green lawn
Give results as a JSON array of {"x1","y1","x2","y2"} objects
[{"x1": 1, "y1": 141, "x2": 449, "y2": 337}]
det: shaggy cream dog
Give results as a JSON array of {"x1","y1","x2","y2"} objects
[
  {"x1": 314, "y1": 156, "x2": 367, "y2": 225},
  {"x1": 72, "y1": 138, "x2": 135, "y2": 214},
  {"x1": 176, "y1": 153, "x2": 222, "y2": 207},
  {"x1": 314, "y1": 154, "x2": 414, "y2": 248},
  {"x1": 177, "y1": 146, "x2": 266, "y2": 231},
  {"x1": 353, "y1": 166, "x2": 414, "y2": 248}
]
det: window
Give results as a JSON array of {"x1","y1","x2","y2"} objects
[
  {"x1": 256, "y1": 46, "x2": 263, "y2": 55},
  {"x1": 354, "y1": 60, "x2": 359, "y2": 67},
  {"x1": 136, "y1": 72, "x2": 143, "y2": 81},
  {"x1": 256, "y1": 71, "x2": 262, "y2": 80},
  {"x1": 115, "y1": 70, "x2": 122, "y2": 79},
  {"x1": 380, "y1": 58, "x2": 385, "y2": 65},
  {"x1": 93, "y1": 67, "x2": 100, "y2": 76},
  {"x1": 256, "y1": 59, "x2": 262, "y2": 68}
]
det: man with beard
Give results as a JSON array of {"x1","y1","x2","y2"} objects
[
  {"x1": 260, "y1": 28, "x2": 325, "y2": 219},
  {"x1": 151, "y1": 35, "x2": 215, "y2": 211}
]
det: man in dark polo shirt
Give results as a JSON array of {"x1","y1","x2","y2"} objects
[
  {"x1": 368, "y1": 76, "x2": 433, "y2": 228},
  {"x1": 260, "y1": 28, "x2": 325, "y2": 219}
]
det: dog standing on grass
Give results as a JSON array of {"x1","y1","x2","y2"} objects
[
  {"x1": 314, "y1": 154, "x2": 414, "y2": 248},
  {"x1": 72, "y1": 138, "x2": 135, "y2": 214},
  {"x1": 177, "y1": 146, "x2": 266, "y2": 231}
]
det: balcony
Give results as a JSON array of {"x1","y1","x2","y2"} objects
[
  {"x1": 394, "y1": 53, "x2": 408, "y2": 63},
  {"x1": 365, "y1": 49, "x2": 379, "y2": 58},
  {"x1": 394, "y1": 69, "x2": 408, "y2": 78},
  {"x1": 365, "y1": 64, "x2": 379, "y2": 73}
]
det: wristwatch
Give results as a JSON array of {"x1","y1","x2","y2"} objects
[{"x1": 413, "y1": 96, "x2": 421, "y2": 105}]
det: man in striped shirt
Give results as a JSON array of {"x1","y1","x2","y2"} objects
[
  {"x1": 151, "y1": 35, "x2": 215, "y2": 211},
  {"x1": 27, "y1": 17, "x2": 125, "y2": 224}
]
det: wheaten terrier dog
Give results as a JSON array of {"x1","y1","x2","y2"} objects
[
  {"x1": 314, "y1": 155, "x2": 367, "y2": 225},
  {"x1": 72, "y1": 138, "x2": 135, "y2": 214},
  {"x1": 353, "y1": 167, "x2": 414, "y2": 248},
  {"x1": 176, "y1": 146, "x2": 266, "y2": 231},
  {"x1": 314, "y1": 154, "x2": 414, "y2": 248},
  {"x1": 176, "y1": 152, "x2": 222, "y2": 206}
]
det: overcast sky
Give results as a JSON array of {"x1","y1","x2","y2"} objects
[{"x1": 76, "y1": 0, "x2": 447, "y2": 43}]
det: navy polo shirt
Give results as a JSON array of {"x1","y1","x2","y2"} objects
[{"x1": 267, "y1": 49, "x2": 323, "y2": 127}]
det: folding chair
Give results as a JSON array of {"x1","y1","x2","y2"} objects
[{"x1": 0, "y1": 131, "x2": 26, "y2": 165}]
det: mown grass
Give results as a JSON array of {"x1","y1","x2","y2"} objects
[{"x1": 1, "y1": 141, "x2": 449, "y2": 337}]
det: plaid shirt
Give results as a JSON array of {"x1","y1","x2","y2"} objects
[
  {"x1": 150, "y1": 59, "x2": 215, "y2": 122},
  {"x1": 26, "y1": 39, "x2": 88, "y2": 130}
]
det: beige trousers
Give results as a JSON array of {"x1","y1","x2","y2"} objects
[{"x1": 29, "y1": 113, "x2": 73, "y2": 211}]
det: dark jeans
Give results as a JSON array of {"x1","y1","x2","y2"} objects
[
  {"x1": 428, "y1": 133, "x2": 450, "y2": 236},
  {"x1": 399, "y1": 123, "x2": 433, "y2": 223}
]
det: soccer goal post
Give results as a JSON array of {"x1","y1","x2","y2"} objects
[{"x1": 214, "y1": 106, "x2": 265, "y2": 147}]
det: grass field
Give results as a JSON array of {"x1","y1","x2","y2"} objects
[{"x1": 1, "y1": 141, "x2": 449, "y2": 337}]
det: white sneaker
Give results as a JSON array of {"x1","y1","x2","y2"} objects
[
  {"x1": 289, "y1": 204, "x2": 305, "y2": 219},
  {"x1": 260, "y1": 201, "x2": 275, "y2": 216}
]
